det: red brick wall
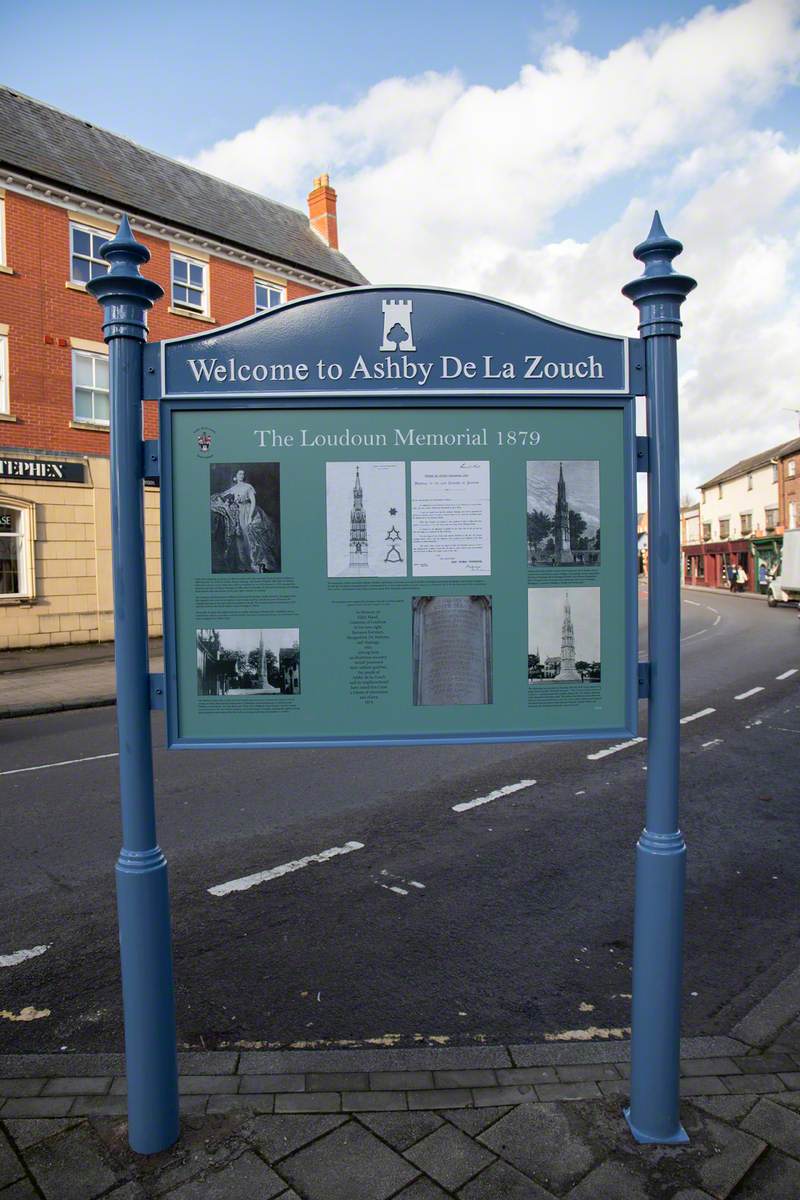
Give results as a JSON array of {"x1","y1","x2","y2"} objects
[{"x1": 0, "y1": 190, "x2": 331, "y2": 453}]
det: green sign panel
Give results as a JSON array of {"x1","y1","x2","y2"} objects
[{"x1": 161, "y1": 401, "x2": 636, "y2": 748}]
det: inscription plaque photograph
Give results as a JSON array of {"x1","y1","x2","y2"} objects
[
  {"x1": 528, "y1": 588, "x2": 601, "y2": 683},
  {"x1": 412, "y1": 595, "x2": 493, "y2": 705},
  {"x1": 209, "y1": 462, "x2": 281, "y2": 574},
  {"x1": 527, "y1": 460, "x2": 600, "y2": 566}
]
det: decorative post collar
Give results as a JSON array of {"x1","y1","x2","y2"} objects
[
  {"x1": 86, "y1": 215, "x2": 163, "y2": 342},
  {"x1": 622, "y1": 211, "x2": 696, "y2": 338}
]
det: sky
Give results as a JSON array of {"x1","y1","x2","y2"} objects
[{"x1": 4, "y1": 0, "x2": 800, "y2": 494}]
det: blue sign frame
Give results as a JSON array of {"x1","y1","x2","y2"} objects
[{"x1": 153, "y1": 286, "x2": 641, "y2": 751}]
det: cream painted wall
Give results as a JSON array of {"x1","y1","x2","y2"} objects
[{"x1": 0, "y1": 455, "x2": 163, "y2": 648}]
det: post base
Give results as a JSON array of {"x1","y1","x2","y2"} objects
[{"x1": 624, "y1": 1107, "x2": 689, "y2": 1145}]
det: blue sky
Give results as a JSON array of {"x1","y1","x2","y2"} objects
[
  {"x1": 3, "y1": 0, "x2": 800, "y2": 490},
  {"x1": 3, "y1": 1, "x2": 732, "y2": 158}
]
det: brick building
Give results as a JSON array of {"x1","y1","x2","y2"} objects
[
  {"x1": 0, "y1": 87, "x2": 366, "y2": 649},
  {"x1": 682, "y1": 437, "x2": 800, "y2": 591}
]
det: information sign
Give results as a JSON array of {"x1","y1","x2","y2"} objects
[{"x1": 155, "y1": 288, "x2": 638, "y2": 748}]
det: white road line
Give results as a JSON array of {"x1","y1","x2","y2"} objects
[
  {"x1": 586, "y1": 738, "x2": 645, "y2": 761},
  {"x1": 735, "y1": 687, "x2": 764, "y2": 701},
  {"x1": 208, "y1": 841, "x2": 364, "y2": 897},
  {"x1": 684, "y1": 599, "x2": 702, "y2": 607},
  {"x1": 384, "y1": 886, "x2": 408, "y2": 896},
  {"x1": 702, "y1": 739, "x2": 724, "y2": 750},
  {"x1": 680, "y1": 708, "x2": 716, "y2": 724},
  {"x1": 0, "y1": 752, "x2": 119, "y2": 778},
  {"x1": 777, "y1": 668, "x2": 798, "y2": 680},
  {"x1": 682, "y1": 628, "x2": 710, "y2": 642},
  {"x1": 452, "y1": 779, "x2": 536, "y2": 813},
  {"x1": 0, "y1": 945, "x2": 50, "y2": 968}
]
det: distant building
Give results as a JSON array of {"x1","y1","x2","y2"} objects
[
  {"x1": 0, "y1": 87, "x2": 367, "y2": 649},
  {"x1": 682, "y1": 437, "x2": 800, "y2": 591}
]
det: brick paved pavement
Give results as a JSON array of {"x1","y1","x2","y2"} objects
[{"x1": 3, "y1": 1026, "x2": 800, "y2": 1198}]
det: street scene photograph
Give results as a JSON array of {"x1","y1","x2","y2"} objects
[
  {"x1": 527, "y1": 587, "x2": 601, "y2": 683},
  {"x1": 1, "y1": 1, "x2": 800, "y2": 1197},
  {"x1": 196, "y1": 628, "x2": 300, "y2": 696}
]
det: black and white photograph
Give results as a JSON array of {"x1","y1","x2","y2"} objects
[
  {"x1": 528, "y1": 588, "x2": 600, "y2": 683},
  {"x1": 412, "y1": 595, "x2": 493, "y2": 705},
  {"x1": 326, "y1": 461, "x2": 406, "y2": 577},
  {"x1": 196, "y1": 628, "x2": 300, "y2": 696},
  {"x1": 210, "y1": 463, "x2": 281, "y2": 574},
  {"x1": 527, "y1": 460, "x2": 600, "y2": 566}
]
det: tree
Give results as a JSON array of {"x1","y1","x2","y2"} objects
[
  {"x1": 264, "y1": 649, "x2": 279, "y2": 688},
  {"x1": 568, "y1": 508, "x2": 587, "y2": 548},
  {"x1": 527, "y1": 509, "x2": 553, "y2": 557}
]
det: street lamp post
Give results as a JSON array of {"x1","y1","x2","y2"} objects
[
  {"x1": 623, "y1": 213, "x2": 696, "y2": 1143},
  {"x1": 87, "y1": 217, "x2": 180, "y2": 1155}
]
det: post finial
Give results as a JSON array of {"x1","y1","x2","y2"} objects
[
  {"x1": 86, "y1": 214, "x2": 163, "y2": 339},
  {"x1": 622, "y1": 211, "x2": 696, "y2": 337}
]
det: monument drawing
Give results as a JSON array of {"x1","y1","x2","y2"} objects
[
  {"x1": 349, "y1": 466, "x2": 369, "y2": 570},
  {"x1": 380, "y1": 299, "x2": 416, "y2": 352},
  {"x1": 412, "y1": 595, "x2": 493, "y2": 705},
  {"x1": 527, "y1": 587, "x2": 601, "y2": 683},
  {"x1": 554, "y1": 463, "x2": 574, "y2": 563},
  {"x1": 527, "y1": 460, "x2": 600, "y2": 566},
  {"x1": 326, "y1": 461, "x2": 407, "y2": 577}
]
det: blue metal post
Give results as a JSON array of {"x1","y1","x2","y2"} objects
[
  {"x1": 622, "y1": 213, "x2": 696, "y2": 1144},
  {"x1": 87, "y1": 217, "x2": 179, "y2": 1154}
]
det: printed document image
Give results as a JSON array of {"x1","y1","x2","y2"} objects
[{"x1": 411, "y1": 460, "x2": 491, "y2": 577}]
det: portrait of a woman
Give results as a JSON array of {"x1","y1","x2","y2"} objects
[{"x1": 210, "y1": 463, "x2": 281, "y2": 573}]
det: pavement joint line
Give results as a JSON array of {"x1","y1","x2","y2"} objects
[
  {"x1": 452, "y1": 779, "x2": 536, "y2": 813},
  {"x1": 735, "y1": 686, "x2": 765, "y2": 700},
  {"x1": 680, "y1": 707, "x2": 716, "y2": 724},
  {"x1": 586, "y1": 737, "x2": 644, "y2": 761},
  {"x1": 208, "y1": 841, "x2": 365, "y2": 896},
  {"x1": 776, "y1": 668, "x2": 798, "y2": 679},
  {"x1": 0, "y1": 751, "x2": 119, "y2": 777}
]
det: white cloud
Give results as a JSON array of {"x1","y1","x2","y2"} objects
[{"x1": 188, "y1": 0, "x2": 800, "y2": 491}]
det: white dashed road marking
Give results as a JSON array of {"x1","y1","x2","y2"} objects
[
  {"x1": 209, "y1": 841, "x2": 364, "y2": 897},
  {"x1": 452, "y1": 779, "x2": 536, "y2": 813},
  {"x1": 0, "y1": 752, "x2": 119, "y2": 777},
  {"x1": 680, "y1": 708, "x2": 716, "y2": 724},
  {"x1": 701, "y1": 739, "x2": 724, "y2": 750},
  {"x1": 735, "y1": 687, "x2": 764, "y2": 701},
  {"x1": 0, "y1": 945, "x2": 50, "y2": 968},
  {"x1": 777, "y1": 668, "x2": 798, "y2": 680},
  {"x1": 586, "y1": 738, "x2": 645, "y2": 761}
]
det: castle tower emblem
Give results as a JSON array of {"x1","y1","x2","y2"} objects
[{"x1": 380, "y1": 299, "x2": 416, "y2": 352}]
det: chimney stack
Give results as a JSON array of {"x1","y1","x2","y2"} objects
[{"x1": 307, "y1": 174, "x2": 339, "y2": 250}]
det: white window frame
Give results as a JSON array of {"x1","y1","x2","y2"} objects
[
  {"x1": 788, "y1": 460, "x2": 797, "y2": 479},
  {"x1": 171, "y1": 252, "x2": 208, "y2": 314},
  {"x1": 0, "y1": 498, "x2": 36, "y2": 601},
  {"x1": 790, "y1": 500, "x2": 798, "y2": 530},
  {"x1": 0, "y1": 334, "x2": 8, "y2": 415},
  {"x1": 72, "y1": 348, "x2": 110, "y2": 427},
  {"x1": 254, "y1": 279, "x2": 285, "y2": 313},
  {"x1": 740, "y1": 511, "x2": 752, "y2": 535},
  {"x1": 69, "y1": 221, "x2": 110, "y2": 285}
]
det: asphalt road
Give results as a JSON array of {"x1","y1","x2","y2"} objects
[{"x1": 1, "y1": 586, "x2": 798, "y2": 1054}]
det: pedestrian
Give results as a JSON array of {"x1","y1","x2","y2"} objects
[
  {"x1": 726, "y1": 563, "x2": 735, "y2": 589},
  {"x1": 736, "y1": 564, "x2": 748, "y2": 593},
  {"x1": 758, "y1": 562, "x2": 768, "y2": 594}
]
